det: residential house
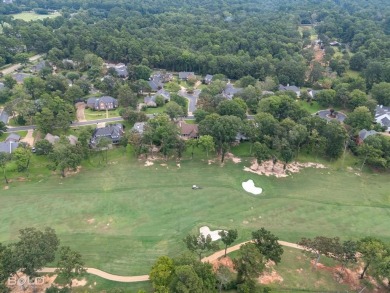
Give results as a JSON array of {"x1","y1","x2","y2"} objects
[
  {"x1": 106, "y1": 63, "x2": 128, "y2": 78},
  {"x1": 0, "y1": 141, "x2": 18, "y2": 153},
  {"x1": 222, "y1": 83, "x2": 243, "y2": 100},
  {"x1": 357, "y1": 129, "x2": 377, "y2": 144},
  {"x1": 147, "y1": 71, "x2": 173, "y2": 92},
  {"x1": 235, "y1": 132, "x2": 248, "y2": 142},
  {"x1": 131, "y1": 122, "x2": 147, "y2": 135},
  {"x1": 0, "y1": 109, "x2": 9, "y2": 124},
  {"x1": 330, "y1": 41, "x2": 340, "y2": 46},
  {"x1": 45, "y1": 133, "x2": 60, "y2": 144},
  {"x1": 308, "y1": 89, "x2": 322, "y2": 99},
  {"x1": 31, "y1": 60, "x2": 49, "y2": 73},
  {"x1": 0, "y1": 133, "x2": 20, "y2": 153},
  {"x1": 62, "y1": 59, "x2": 76, "y2": 69},
  {"x1": 178, "y1": 121, "x2": 199, "y2": 139},
  {"x1": 143, "y1": 89, "x2": 170, "y2": 107},
  {"x1": 261, "y1": 91, "x2": 274, "y2": 96},
  {"x1": 0, "y1": 82, "x2": 4, "y2": 90},
  {"x1": 86, "y1": 96, "x2": 118, "y2": 111},
  {"x1": 90, "y1": 124, "x2": 124, "y2": 146},
  {"x1": 375, "y1": 105, "x2": 390, "y2": 131},
  {"x1": 178, "y1": 72, "x2": 195, "y2": 81},
  {"x1": 68, "y1": 135, "x2": 78, "y2": 145},
  {"x1": 278, "y1": 84, "x2": 301, "y2": 97},
  {"x1": 5, "y1": 133, "x2": 20, "y2": 143},
  {"x1": 45, "y1": 133, "x2": 78, "y2": 145},
  {"x1": 3, "y1": 0, "x2": 13, "y2": 4},
  {"x1": 12, "y1": 73, "x2": 32, "y2": 83},
  {"x1": 204, "y1": 74, "x2": 213, "y2": 85}
]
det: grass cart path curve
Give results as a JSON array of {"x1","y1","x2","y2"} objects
[{"x1": 39, "y1": 240, "x2": 304, "y2": 283}]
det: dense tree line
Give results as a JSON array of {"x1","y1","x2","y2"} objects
[{"x1": 0, "y1": 227, "x2": 85, "y2": 292}]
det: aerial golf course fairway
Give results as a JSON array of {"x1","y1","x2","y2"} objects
[{"x1": 0, "y1": 149, "x2": 389, "y2": 276}]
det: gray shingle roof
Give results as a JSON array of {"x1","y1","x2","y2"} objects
[
  {"x1": 223, "y1": 83, "x2": 243, "y2": 99},
  {"x1": 86, "y1": 96, "x2": 118, "y2": 110},
  {"x1": 0, "y1": 141, "x2": 19, "y2": 153},
  {"x1": 358, "y1": 129, "x2": 377, "y2": 141},
  {"x1": 179, "y1": 72, "x2": 195, "y2": 79},
  {"x1": 132, "y1": 122, "x2": 146, "y2": 134},
  {"x1": 5, "y1": 133, "x2": 20, "y2": 142},
  {"x1": 0, "y1": 109, "x2": 9, "y2": 124},
  {"x1": 90, "y1": 124, "x2": 124, "y2": 145},
  {"x1": 278, "y1": 84, "x2": 300, "y2": 93}
]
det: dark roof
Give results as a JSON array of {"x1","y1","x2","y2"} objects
[
  {"x1": 375, "y1": 105, "x2": 390, "y2": 118},
  {"x1": 0, "y1": 141, "x2": 19, "y2": 153},
  {"x1": 179, "y1": 121, "x2": 198, "y2": 138},
  {"x1": 358, "y1": 129, "x2": 377, "y2": 141},
  {"x1": 132, "y1": 122, "x2": 147, "y2": 134},
  {"x1": 381, "y1": 116, "x2": 390, "y2": 127},
  {"x1": 223, "y1": 83, "x2": 243, "y2": 99},
  {"x1": 204, "y1": 74, "x2": 213, "y2": 81},
  {"x1": 91, "y1": 124, "x2": 124, "y2": 144},
  {"x1": 178, "y1": 72, "x2": 195, "y2": 79},
  {"x1": 0, "y1": 110, "x2": 9, "y2": 124},
  {"x1": 148, "y1": 80, "x2": 163, "y2": 92},
  {"x1": 5, "y1": 133, "x2": 20, "y2": 142},
  {"x1": 12, "y1": 73, "x2": 31, "y2": 83},
  {"x1": 156, "y1": 89, "x2": 170, "y2": 100},
  {"x1": 87, "y1": 96, "x2": 118, "y2": 109},
  {"x1": 278, "y1": 84, "x2": 300, "y2": 93},
  {"x1": 31, "y1": 60, "x2": 48, "y2": 72}
]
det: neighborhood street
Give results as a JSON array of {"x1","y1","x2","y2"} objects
[
  {"x1": 178, "y1": 88, "x2": 201, "y2": 114},
  {"x1": 0, "y1": 54, "x2": 44, "y2": 76},
  {"x1": 5, "y1": 115, "x2": 198, "y2": 133}
]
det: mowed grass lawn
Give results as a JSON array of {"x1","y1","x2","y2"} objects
[
  {"x1": 11, "y1": 11, "x2": 61, "y2": 21},
  {"x1": 0, "y1": 149, "x2": 390, "y2": 276}
]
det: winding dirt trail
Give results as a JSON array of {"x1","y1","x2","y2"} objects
[{"x1": 39, "y1": 240, "x2": 303, "y2": 283}]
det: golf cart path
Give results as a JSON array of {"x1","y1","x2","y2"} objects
[{"x1": 39, "y1": 241, "x2": 303, "y2": 283}]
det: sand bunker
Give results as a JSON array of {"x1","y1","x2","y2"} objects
[
  {"x1": 199, "y1": 226, "x2": 224, "y2": 241},
  {"x1": 244, "y1": 159, "x2": 326, "y2": 178},
  {"x1": 242, "y1": 179, "x2": 262, "y2": 195},
  {"x1": 144, "y1": 160, "x2": 154, "y2": 167}
]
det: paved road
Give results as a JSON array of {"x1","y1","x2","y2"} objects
[
  {"x1": 0, "y1": 54, "x2": 44, "y2": 76},
  {"x1": 178, "y1": 88, "x2": 201, "y2": 114},
  {"x1": 39, "y1": 240, "x2": 303, "y2": 283},
  {"x1": 5, "y1": 115, "x2": 196, "y2": 133}
]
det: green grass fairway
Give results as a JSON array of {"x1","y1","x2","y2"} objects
[
  {"x1": 11, "y1": 12, "x2": 61, "y2": 21},
  {"x1": 1, "y1": 150, "x2": 390, "y2": 277}
]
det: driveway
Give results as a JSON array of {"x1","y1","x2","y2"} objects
[
  {"x1": 178, "y1": 88, "x2": 201, "y2": 114},
  {"x1": 316, "y1": 110, "x2": 347, "y2": 122},
  {"x1": 0, "y1": 54, "x2": 44, "y2": 76}
]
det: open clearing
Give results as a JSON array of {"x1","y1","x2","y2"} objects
[
  {"x1": 10, "y1": 12, "x2": 61, "y2": 22},
  {"x1": 0, "y1": 149, "x2": 389, "y2": 277}
]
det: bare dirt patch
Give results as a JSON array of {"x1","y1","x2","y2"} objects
[
  {"x1": 226, "y1": 153, "x2": 241, "y2": 164},
  {"x1": 211, "y1": 256, "x2": 235, "y2": 272},
  {"x1": 20, "y1": 129, "x2": 34, "y2": 146},
  {"x1": 4, "y1": 185, "x2": 9, "y2": 190},
  {"x1": 75, "y1": 102, "x2": 87, "y2": 122},
  {"x1": 64, "y1": 166, "x2": 82, "y2": 177},
  {"x1": 71, "y1": 278, "x2": 87, "y2": 287},
  {"x1": 244, "y1": 159, "x2": 326, "y2": 178},
  {"x1": 87, "y1": 218, "x2": 95, "y2": 224},
  {"x1": 144, "y1": 160, "x2": 154, "y2": 167}
]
